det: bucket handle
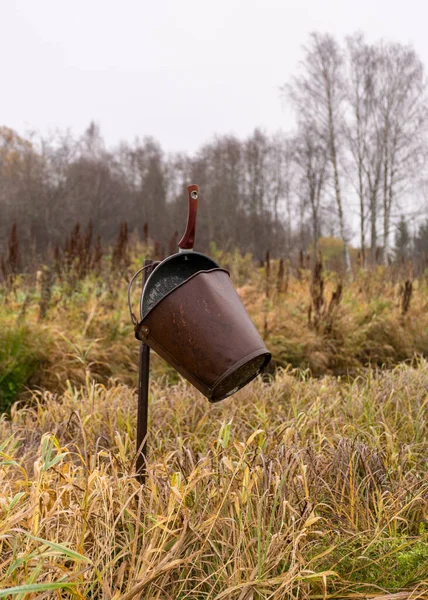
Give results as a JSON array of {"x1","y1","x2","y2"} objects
[
  {"x1": 127, "y1": 262, "x2": 161, "y2": 326},
  {"x1": 178, "y1": 184, "x2": 198, "y2": 251}
]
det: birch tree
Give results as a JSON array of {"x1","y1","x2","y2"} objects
[
  {"x1": 293, "y1": 123, "x2": 328, "y2": 257},
  {"x1": 377, "y1": 42, "x2": 428, "y2": 263},
  {"x1": 346, "y1": 34, "x2": 373, "y2": 266},
  {"x1": 346, "y1": 36, "x2": 428, "y2": 265},
  {"x1": 286, "y1": 32, "x2": 351, "y2": 273}
]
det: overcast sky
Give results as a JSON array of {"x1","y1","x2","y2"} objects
[{"x1": 1, "y1": 0, "x2": 427, "y2": 154}]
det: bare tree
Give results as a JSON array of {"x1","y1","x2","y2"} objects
[
  {"x1": 263, "y1": 133, "x2": 295, "y2": 255},
  {"x1": 286, "y1": 32, "x2": 352, "y2": 273},
  {"x1": 346, "y1": 35, "x2": 385, "y2": 266},
  {"x1": 346, "y1": 35, "x2": 428, "y2": 265},
  {"x1": 293, "y1": 123, "x2": 328, "y2": 257},
  {"x1": 346, "y1": 34, "x2": 373, "y2": 266},
  {"x1": 377, "y1": 42, "x2": 428, "y2": 263}
]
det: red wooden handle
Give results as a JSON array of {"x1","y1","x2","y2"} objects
[{"x1": 178, "y1": 184, "x2": 199, "y2": 250}]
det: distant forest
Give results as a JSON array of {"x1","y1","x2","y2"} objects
[{"x1": 2, "y1": 31, "x2": 428, "y2": 274}]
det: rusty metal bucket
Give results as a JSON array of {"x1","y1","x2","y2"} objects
[{"x1": 132, "y1": 251, "x2": 271, "y2": 402}]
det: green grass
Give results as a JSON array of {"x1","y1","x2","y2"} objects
[{"x1": 0, "y1": 322, "x2": 49, "y2": 413}]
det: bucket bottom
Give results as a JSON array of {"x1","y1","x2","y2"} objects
[{"x1": 210, "y1": 351, "x2": 271, "y2": 402}]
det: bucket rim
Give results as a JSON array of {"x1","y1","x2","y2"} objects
[
  {"x1": 209, "y1": 348, "x2": 272, "y2": 402},
  {"x1": 147, "y1": 250, "x2": 219, "y2": 276},
  {"x1": 138, "y1": 265, "x2": 230, "y2": 325},
  {"x1": 140, "y1": 251, "x2": 222, "y2": 320}
]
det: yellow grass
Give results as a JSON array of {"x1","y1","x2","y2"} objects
[
  {"x1": 1, "y1": 363, "x2": 428, "y2": 598},
  {"x1": 1, "y1": 251, "x2": 428, "y2": 598}
]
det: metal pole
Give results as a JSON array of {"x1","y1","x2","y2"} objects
[{"x1": 136, "y1": 258, "x2": 153, "y2": 483}]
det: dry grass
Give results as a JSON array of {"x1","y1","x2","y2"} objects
[
  {"x1": 2, "y1": 250, "x2": 428, "y2": 597},
  {"x1": 1, "y1": 363, "x2": 428, "y2": 598},
  {"x1": 2, "y1": 255, "x2": 428, "y2": 410},
  {"x1": 245, "y1": 265, "x2": 428, "y2": 376}
]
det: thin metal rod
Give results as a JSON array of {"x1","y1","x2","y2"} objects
[{"x1": 136, "y1": 258, "x2": 154, "y2": 483}]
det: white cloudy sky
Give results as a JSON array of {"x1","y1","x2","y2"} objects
[{"x1": 2, "y1": 0, "x2": 428, "y2": 154}]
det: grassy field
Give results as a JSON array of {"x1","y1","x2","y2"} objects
[{"x1": 1, "y1": 247, "x2": 428, "y2": 598}]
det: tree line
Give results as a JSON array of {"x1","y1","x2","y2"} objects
[
  {"x1": 285, "y1": 32, "x2": 428, "y2": 272},
  {"x1": 1, "y1": 31, "x2": 428, "y2": 274}
]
